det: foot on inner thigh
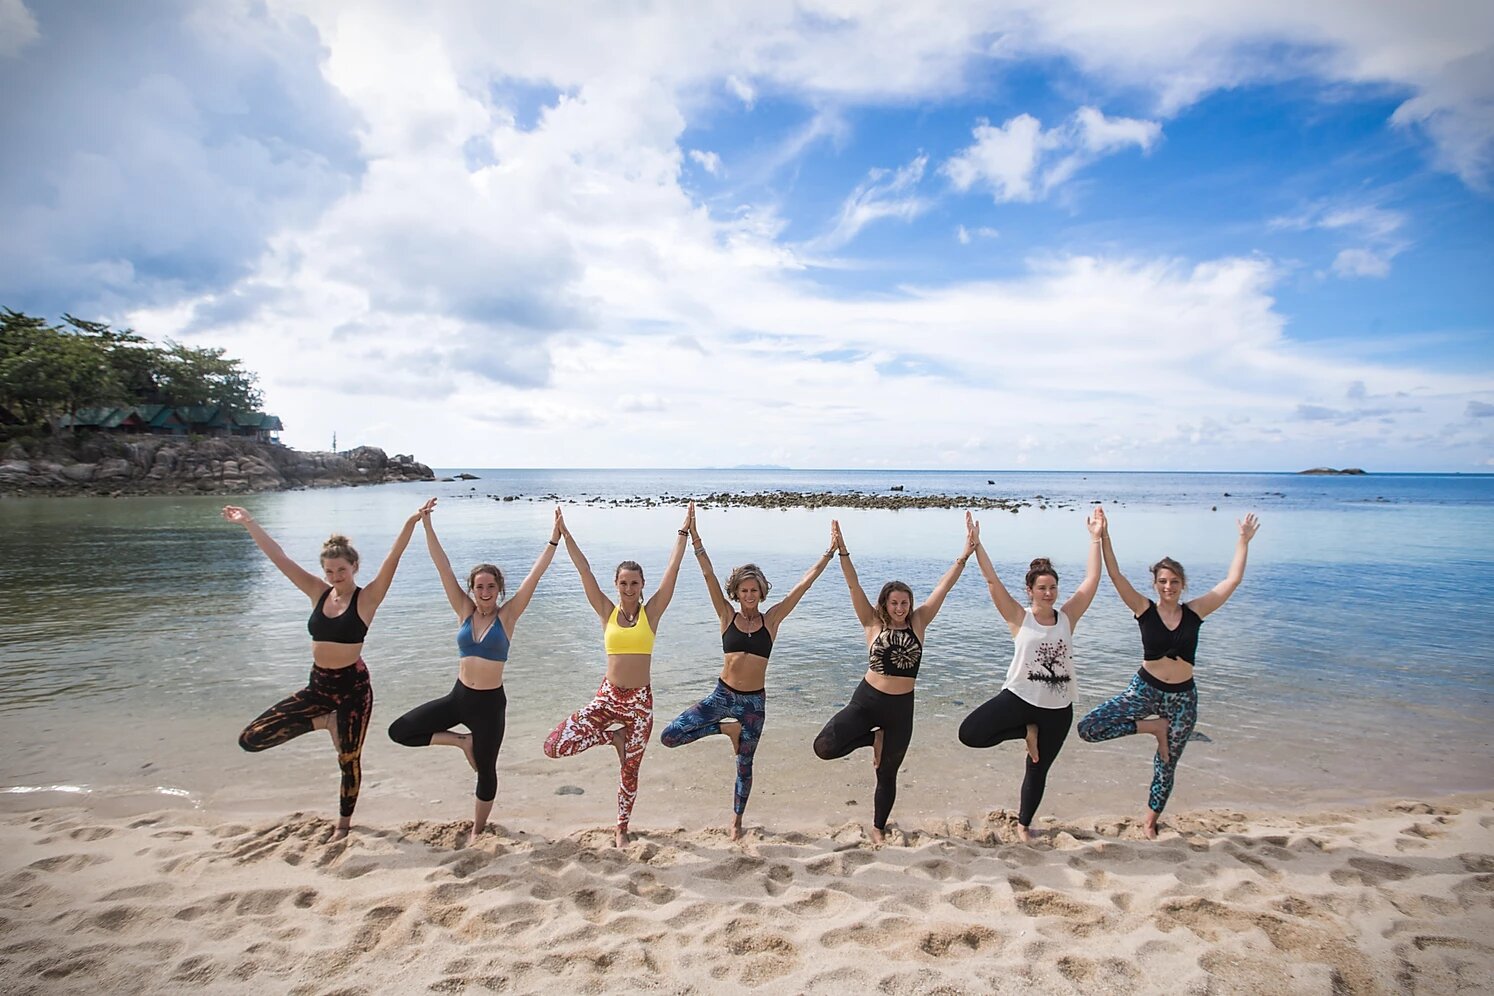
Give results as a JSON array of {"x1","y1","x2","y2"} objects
[
  {"x1": 1136, "y1": 717, "x2": 1170, "y2": 764},
  {"x1": 872, "y1": 728, "x2": 884, "y2": 769},
  {"x1": 722, "y1": 720, "x2": 741, "y2": 755},
  {"x1": 1024, "y1": 724, "x2": 1040, "y2": 763},
  {"x1": 456, "y1": 733, "x2": 476, "y2": 772},
  {"x1": 312, "y1": 713, "x2": 341, "y2": 752},
  {"x1": 610, "y1": 727, "x2": 626, "y2": 764}
]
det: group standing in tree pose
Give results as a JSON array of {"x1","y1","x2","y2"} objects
[{"x1": 220, "y1": 498, "x2": 1258, "y2": 846}]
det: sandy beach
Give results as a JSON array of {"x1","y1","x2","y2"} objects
[{"x1": 2, "y1": 794, "x2": 1489, "y2": 995}]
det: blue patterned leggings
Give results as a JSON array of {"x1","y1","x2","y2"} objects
[
  {"x1": 1077, "y1": 672, "x2": 1197, "y2": 814},
  {"x1": 660, "y1": 679, "x2": 766, "y2": 816}
]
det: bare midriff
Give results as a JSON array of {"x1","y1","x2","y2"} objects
[
  {"x1": 720, "y1": 652, "x2": 768, "y2": 693},
  {"x1": 459, "y1": 656, "x2": 506, "y2": 690},
  {"x1": 606, "y1": 654, "x2": 652, "y2": 689},
  {"x1": 863, "y1": 671, "x2": 915, "y2": 695},
  {"x1": 1142, "y1": 657, "x2": 1194, "y2": 684},
  {"x1": 311, "y1": 642, "x2": 364, "y2": 669}
]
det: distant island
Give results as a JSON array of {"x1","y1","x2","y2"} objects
[{"x1": 1298, "y1": 467, "x2": 1367, "y2": 475}]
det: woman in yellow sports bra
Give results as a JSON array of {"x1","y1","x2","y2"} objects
[{"x1": 543, "y1": 503, "x2": 693, "y2": 846}]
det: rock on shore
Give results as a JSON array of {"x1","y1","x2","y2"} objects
[{"x1": 0, "y1": 434, "x2": 433, "y2": 496}]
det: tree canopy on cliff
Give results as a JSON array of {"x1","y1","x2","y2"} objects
[{"x1": 0, "y1": 309, "x2": 264, "y2": 431}]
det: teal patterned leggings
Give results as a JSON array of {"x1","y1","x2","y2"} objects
[{"x1": 1077, "y1": 672, "x2": 1197, "y2": 814}]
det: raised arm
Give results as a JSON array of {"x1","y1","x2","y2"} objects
[
  {"x1": 832, "y1": 520, "x2": 877, "y2": 628},
  {"x1": 560, "y1": 515, "x2": 613, "y2": 623},
  {"x1": 969, "y1": 511, "x2": 1024, "y2": 630},
  {"x1": 421, "y1": 501, "x2": 473, "y2": 619},
  {"x1": 1185, "y1": 513, "x2": 1260, "y2": 619},
  {"x1": 912, "y1": 514, "x2": 977, "y2": 630},
  {"x1": 1059, "y1": 507, "x2": 1105, "y2": 627},
  {"x1": 499, "y1": 506, "x2": 564, "y2": 627},
  {"x1": 221, "y1": 505, "x2": 326, "y2": 601},
  {"x1": 764, "y1": 534, "x2": 834, "y2": 630},
  {"x1": 643, "y1": 502, "x2": 694, "y2": 626},
  {"x1": 359, "y1": 498, "x2": 436, "y2": 617},
  {"x1": 1101, "y1": 519, "x2": 1150, "y2": 616},
  {"x1": 688, "y1": 511, "x2": 734, "y2": 625}
]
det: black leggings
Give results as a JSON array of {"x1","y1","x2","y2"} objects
[
  {"x1": 813, "y1": 679, "x2": 915, "y2": 831},
  {"x1": 239, "y1": 659, "x2": 373, "y2": 818},
  {"x1": 388, "y1": 681, "x2": 507, "y2": 802},
  {"x1": 958, "y1": 689, "x2": 1072, "y2": 827}
]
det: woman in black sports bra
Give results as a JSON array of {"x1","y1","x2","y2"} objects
[
  {"x1": 1077, "y1": 512, "x2": 1260, "y2": 838},
  {"x1": 223, "y1": 499, "x2": 432, "y2": 841},
  {"x1": 813, "y1": 517, "x2": 977, "y2": 844},
  {"x1": 658, "y1": 516, "x2": 835, "y2": 839}
]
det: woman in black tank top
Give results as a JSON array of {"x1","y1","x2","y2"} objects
[
  {"x1": 659, "y1": 515, "x2": 834, "y2": 839},
  {"x1": 812, "y1": 517, "x2": 977, "y2": 844},
  {"x1": 222, "y1": 499, "x2": 432, "y2": 841},
  {"x1": 1077, "y1": 512, "x2": 1260, "y2": 839}
]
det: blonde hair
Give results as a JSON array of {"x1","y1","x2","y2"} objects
[
  {"x1": 726, "y1": 564, "x2": 772, "y2": 601},
  {"x1": 320, "y1": 533, "x2": 359, "y2": 568},
  {"x1": 467, "y1": 563, "x2": 506, "y2": 601}
]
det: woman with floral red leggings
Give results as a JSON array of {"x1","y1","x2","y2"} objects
[{"x1": 543, "y1": 504, "x2": 691, "y2": 847}]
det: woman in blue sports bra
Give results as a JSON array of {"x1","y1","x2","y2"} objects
[
  {"x1": 388, "y1": 504, "x2": 563, "y2": 844},
  {"x1": 223, "y1": 498, "x2": 432, "y2": 842},
  {"x1": 659, "y1": 514, "x2": 835, "y2": 839},
  {"x1": 1077, "y1": 512, "x2": 1261, "y2": 838}
]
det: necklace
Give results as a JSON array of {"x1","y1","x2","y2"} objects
[{"x1": 618, "y1": 605, "x2": 638, "y2": 625}]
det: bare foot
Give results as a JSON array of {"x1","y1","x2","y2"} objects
[
  {"x1": 868, "y1": 824, "x2": 885, "y2": 845},
  {"x1": 610, "y1": 728, "x2": 626, "y2": 764},
  {"x1": 312, "y1": 713, "x2": 341, "y2": 752},
  {"x1": 1143, "y1": 811, "x2": 1160, "y2": 839},
  {"x1": 329, "y1": 817, "x2": 351, "y2": 843},
  {"x1": 1136, "y1": 718, "x2": 1170, "y2": 764},
  {"x1": 872, "y1": 728, "x2": 884, "y2": 769},
  {"x1": 730, "y1": 815, "x2": 744, "y2": 841},
  {"x1": 614, "y1": 826, "x2": 630, "y2": 848},
  {"x1": 1024, "y1": 724, "x2": 1040, "y2": 763},
  {"x1": 722, "y1": 721, "x2": 742, "y2": 755},
  {"x1": 1016, "y1": 823, "x2": 1035, "y2": 843},
  {"x1": 456, "y1": 733, "x2": 476, "y2": 772}
]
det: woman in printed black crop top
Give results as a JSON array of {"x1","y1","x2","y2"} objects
[
  {"x1": 659, "y1": 514, "x2": 835, "y2": 839},
  {"x1": 812, "y1": 517, "x2": 977, "y2": 844},
  {"x1": 222, "y1": 499, "x2": 431, "y2": 841},
  {"x1": 1078, "y1": 512, "x2": 1260, "y2": 838},
  {"x1": 387, "y1": 503, "x2": 563, "y2": 845}
]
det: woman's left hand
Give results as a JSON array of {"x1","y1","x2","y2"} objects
[
  {"x1": 1087, "y1": 506, "x2": 1106, "y2": 538},
  {"x1": 1239, "y1": 512, "x2": 1261, "y2": 542},
  {"x1": 413, "y1": 497, "x2": 437, "y2": 522}
]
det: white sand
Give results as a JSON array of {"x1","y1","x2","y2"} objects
[{"x1": 1, "y1": 795, "x2": 1490, "y2": 994}]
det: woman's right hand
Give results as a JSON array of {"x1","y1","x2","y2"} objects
[
  {"x1": 830, "y1": 519, "x2": 846, "y2": 554},
  {"x1": 415, "y1": 497, "x2": 437, "y2": 523},
  {"x1": 221, "y1": 505, "x2": 253, "y2": 526},
  {"x1": 551, "y1": 506, "x2": 564, "y2": 543}
]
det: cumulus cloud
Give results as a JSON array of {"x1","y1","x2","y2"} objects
[
  {"x1": 688, "y1": 149, "x2": 723, "y2": 174},
  {"x1": 943, "y1": 107, "x2": 1160, "y2": 202}
]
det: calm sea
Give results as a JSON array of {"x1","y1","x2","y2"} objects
[{"x1": 2, "y1": 469, "x2": 1491, "y2": 827}]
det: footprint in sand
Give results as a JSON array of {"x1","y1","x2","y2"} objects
[
  {"x1": 27, "y1": 854, "x2": 109, "y2": 874},
  {"x1": 947, "y1": 885, "x2": 999, "y2": 913},
  {"x1": 1329, "y1": 856, "x2": 1414, "y2": 886},
  {"x1": 100, "y1": 882, "x2": 172, "y2": 902},
  {"x1": 1057, "y1": 955, "x2": 1142, "y2": 988},
  {"x1": 66, "y1": 826, "x2": 114, "y2": 842},
  {"x1": 916, "y1": 924, "x2": 1001, "y2": 957}
]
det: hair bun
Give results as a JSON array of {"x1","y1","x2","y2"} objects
[{"x1": 1029, "y1": 557, "x2": 1054, "y2": 572}]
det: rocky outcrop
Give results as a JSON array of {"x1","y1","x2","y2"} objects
[
  {"x1": 1298, "y1": 467, "x2": 1367, "y2": 475},
  {"x1": 0, "y1": 434, "x2": 433, "y2": 496}
]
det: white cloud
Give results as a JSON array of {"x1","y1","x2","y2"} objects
[
  {"x1": 1272, "y1": 197, "x2": 1408, "y2": 279},
  {"x1": 955, "y1": 224, "x2": 999, "y2": 243},
  {"x1": 0, "y1": 0, "x2": 38, "y2": 57},
  {"x1": 810, "y1": 155, "x2": 931, "y2": 250},
  {"x1": 725, "y1": 74, "x2": 756, "y2": 107},
  {"x1": 1331, "y1": 248, "x2": 1392, "y2": 278},
  {"x1": 943, "y1": 107, "x2": 1160, "y2": 202},
  {"x1": 688, "y1": 149, "x2": 723, "y2": 175}
]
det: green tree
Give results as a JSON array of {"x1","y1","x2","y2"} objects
[
  {"x1": 156, "y1": 340, "x2": 263, "y2": 412},
  {"x1": 0, "y1": 310, "x2": 123, "y2": 431},
  {"x1": 62, "y1": 314, "x2": 164, "y2": 404}
]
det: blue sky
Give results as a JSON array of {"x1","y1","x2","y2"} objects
[{"x1": 1, "y1": 0, "x2": 1491, "y2": 470}]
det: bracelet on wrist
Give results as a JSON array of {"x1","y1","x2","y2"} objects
[
  {"x1": 838, "y1": 550, "x2": 850, "y2": 557},
  {"x1": 678, "y1": 529, "x2": 689, "y2": 536},
  {"x1": 548, "y1": 539, "x2": 559, "y2": 547},
  {"x1": 694, "y1": 546, "x2": 705, "y2": 555}
]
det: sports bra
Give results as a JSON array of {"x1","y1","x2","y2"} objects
[
  {"x1": 604, "y1": 605, "x2": 655, "y2": 655},
  {"x1": 722, "y1": 615, "x2": 773, "y2": 659},
  {"x1": 1137, "y1": 600, "x2": 1202, "y2": 664},
  {"x1": 457, "y1": 612, "x2": 510, "y2": 662},
  {"x1": 868, "y1": 626, "x2": 922, "y2": 678},
  {"x1": 308, "y1": 587, "x2": 368, "y2": 644}
]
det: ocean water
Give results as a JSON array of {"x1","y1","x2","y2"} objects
[{"x1": 1, "y1": 469, "x2": 1491, "y2": 827}]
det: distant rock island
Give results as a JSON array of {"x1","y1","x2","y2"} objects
[
  {"x1": 0, "y1": 434, "x2": 433, "y2": 496},
  {"x1": 1298, "y1": 467, "x2": 1367, "y2": 475}
]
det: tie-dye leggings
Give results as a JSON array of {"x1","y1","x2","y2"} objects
[
  {"x1": 1076, "y1": 671, "x2": 1197, "y2": 814},
  {"x1": 660, "y1": 679, "x2": 766, "y2": 816},
  {"x1": 543, "y1": 678, "x2": 653, "y2": 830},
  {"x1": 238, "y1": 659, "x2": 373, "y2": 818}
]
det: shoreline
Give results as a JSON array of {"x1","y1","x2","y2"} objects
[{"x1": 3, "y1": 793, "x2": 1489, "y2": 994}]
